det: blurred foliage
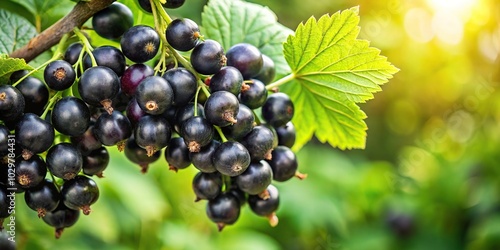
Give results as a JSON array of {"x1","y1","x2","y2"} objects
[{"x1": 3, "y1": 0, "x2": 500, "y2": 249}]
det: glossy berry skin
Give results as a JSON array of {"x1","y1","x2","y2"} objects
[
  {"x1": 70, "y1": 125, "x2": 102, "y2": 156},
  {"x1": 44, "y1": 60, "x2": 76, "y2": 91},
  {"x1": 15, "y1": 76, "x2": 49, "y2": 115},
  {"x1": 174, "y1": 103, "x2": 204, "y2": 134},
  {"x1": 239, "y1": 79, "x2": 267, "y2": 109},
  {"x1": 166, "y1": 18, "x2": 200, "y2": 51},
  {"x1": 248, "y1": 184, "x2": 279, "y2": 216},
  {"x1": 79, "y1": 66, "x2": 120, "y2": 112},
  {"x1": 9, "y1": 69, "x2": 28, "y2": 83},
  {"x1": 212, "y1": 141, "x2": 250, "y2": 176},
  {"x1": 126, "y1": 97, "x2": 147, "y2": 127},
  {"x1": 121, "y1": 64, "x2": 154, "y2": 96},
  {"x1": 165, "y1": 137, "x2": 191, "y2": 171},
  {"x1": 92, "y1": 2, "x2": 133, "y2": 40},
  {"x1": 63, "y1": 42, "x2": 83, "y2": 65},
  {"x1": 82, "y1": 147, "x2": 109, "y2": 177},
  {"x1": 206, "y1": 193, "x2": 241, "y2": 231},
  {"x1": 192, "y1": 172, "x2": 222, "y2": 201},
  {"x1": 262, "y1": 92, "x2": 294, "y2": 127},
  {"x1": 276, "y1": 122, "x2": 296, "y2": 148},
  {"x1": 121, "y1": 25, "x2": 160, "y2": 63},
  {"x1": 181, "y1": 116, "x2": 214, "y2": 153},
  {"x1": 83, "y1": 46, "x2": 126, "y2": 76},
  {"x1": 235, "y1": 160, "x2": 273, "y2": 195},
  {"x1": 24, "y1": 179, "x2": 60, "y2": 217},
  {"x1": 61, "y1": 175, "x2": 99, "y2": 215},
  {"x1": 164, "y1": 0, "x2": 185, "y2": 8},
  {"x1": 15, "y1": 155, "x2": 47, "y2": 189},
  {"x1": 0, "y1": 186, "x2": 10, "y2": 219},
  {"x1": 0, "y1": 231, "x2": 16, "y2": 250},
  {"x1": 255, "y1": 54, "x2": 276, "y2": 85},
  {"x1": 46, "y1": 143, "x2": 83, "y2": 180},
  {"x1": 0, "y1": 125, "x2": 9, "y2": 157},
  {"x1": 209, "y1": 66, "x2": 244, "y2": 96},
  {"x1": 134, "y1": 115, "x2": 171, "y2": 156},
  {"x1": 228, "y1": 187, "x2": 246, "y2": 207},
  {"x1": 93, "y1": 110, "x2": 132, "y2": 147},
  {"x1": 190, "y1": 39, "x2": 226, "y2": 75},
  {"x1": 226, "y1": 43, "x2": 263, "y2": 79},
  {"x1": 42, "y1": 203, "x2": 80, "y2": 239},
  {"x1": 0, "y1": 84, "x2": 25, "y2": 121},
  {"x1": 221, "y1": 104, "x2": 254, "y2": 140},
  {"x1": 135, "y1": 76, "x2": 174, "y2": 115},
  {"x1": 16, "y1": 113, "x2": 55, "y2": 160},
  {"x1": 189, "y1": 140, "x2": 220, "y2": 173},
  {"x1": 110, "y1": 89, "x2": 130, "y2": 112},
  {"x1": 124, "y1": 137, "x2": 161, "y2": 173},
  {"x1": 267, "y1": 146, "x2": 298, "y2": 182},
  {"x1": 162, "y1": 68, "x2": 197, "y2": 106},
  {"x1": 204, "y1": 91, "x2": 239, "y2": 127},
  {"x1": 240, "y1": 125, "x2": 275, "y2": 162},
  {"x1": 51, "y1": 97, "x2": 90, "y2": 137}
]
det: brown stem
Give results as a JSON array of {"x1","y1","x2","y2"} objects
[{"x1": 9, "y1": 0, "x2": 116, "y2": 62}]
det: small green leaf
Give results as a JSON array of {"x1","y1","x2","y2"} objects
[
  {"x1": 281, "y1": 7, "x2": 399, "y2": 150},
  {"x1": 201, "y1": 0, "x2": 293, "y2": 79},
  {"x1": 0, "y1": 54, "x2": 33, "y2": 83},
  {"x1": 8, "y1": 0, "x2": 74, "y2": 31},
  {"x1": 0, "y1": 9, "x2": 37, "y2": 55}
]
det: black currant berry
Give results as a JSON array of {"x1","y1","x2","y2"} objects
[
  {"x1": 79, "y1": 66, "x2": 120, "y2": 114},
  {"x1": 70, "y1": 124, "x2": 102, "y2": 156},
  {"x1": 46, "y1": 143, "x2": 83, "y2": 180},
  {"x1": 93, "y1": 110, "x2": 132, "y2": 149},
  {"x1": 267, "y1": 146, "x2": 305, "y2": 182},
  {"x1": 121, "y1": 25, "x2": 160, "y2": 63},
  {"x1": 121, "y1": 63, "x2": 154, "y2": 96},
  {"x1": 189, "y1": 140, "x2": 220, "y2": 173},
  {"x1": 9, "y1": 69, "x2": 28, "y2": 83},
  {"x1": 61, "y1": 175, "x2": 99, "y2": 215},
  {"x1": 0, "y1": 230, "x2": 16, "y2": 250},
  {"x1": 111, "y1": 88, "x2": 131, "y2": 112},
  {"x1": 92, "y1": 2, "x2": 133, "y2": 40},
  {"x1": 209, "y1": 66, "x2": 244, "y2": 95},
  {"x1": 204, "y1": 91, "x2": 239, "y2": 127},
  {"x1": 15, "y1": 155, "x2": 47, "y2": 189},
  {"x1": 262, "y1": 92, "x2": 294, "y2": 127},
  {"x1": 255, "y1": 54, "x2": 276, "y2": 85},
  {"x1": 206, "y1": 193, "x2": 241, "y2": 231},
  {"x1": 235, "y1": 160, "x2": 273, "y2": 195},
  {"x1": 181, "y1": 116, "x2": 214, "y2": 152},
  {"x1": 174, "y1": 103, "x2": 205, "y2": 134},
  {"x1": 16, "y1": 113, "x2": 55, "y2": 160},
  {"x1": 24, "y1": 179, "x2": 60, "y2": 218},
  {"x1": 212, "y1": 141, "x2": 250, "y2": 176},
  {"x1": 124, "y1": 137, "x2": 161, "y2": 173},
  {"x1": 83, "y1": 46, "x2": 126, "y2": 76},
  {"x1": 63, "y1": 42, "x2": 83, "y2": 65},
  {"x1": 239, "y1": 79, "x2": 268, "y2": 109},
  {"x1": 164, "y1": 0, "x2": 185, "y2": 8},
  {"x1": 137, "y1": 0, "x2": 153, "y2": 12},
  {"x1": 226, "y1": 43, "x2": 263, "y2": 79},
  {"x1": 0, "y1": 186, "x2": 10, "y2": 221},
  {"x1": 44, "y1": 60, "x2": 76, "y2": 91},
  {"x1": 191, "y1": 39, "x2": 226, "y2": 75},
  {"x1": 240, "y1": 125, "x2": 275, "y2": 162},
  {"x1": 134, "y1": 115, "x2": 171, "y2": 156},
  {"x1": 0, "y1": 125, "x2": 9, "y2": 157},
  {"x1": 0, "y1": 84, "x2": 25, "y2": 122},
  {"x1": 221, "y1": 104, "x2": 254, "y2": 140},
  {"x1": 248, "y1": 184, "x2": 279, "y2": 226},
  {"x1": 82, "y1": 147, "x2": 109, "y2": 178},
  {"x1": 51, "y1": 97, "x2": 90, "y2": 137},
  {"x1": 162, "y1": 68, "x2": 197, "y2": 106},
  {"x1": 15, "y1": 76, "x2": 49, "y2": 115},
  {"x1": 276, "y1": 122, "x2": 296, "y2": 148},
  {"x1": 228, "y1": 187, "x2": 246, "y2": 207},
  {"x1": 192, "y1": 172, "x2": 222, "y2": 201},
  {"x1": 42, "y1": 203, "x2": 80, "y2": 239},
  {"x1": 165, "y1": 137, "x2": 191, "y2": 171},
  {"x1": 126, "y1": 97, "x2": 147, "y2": 127},
  {"x1": 166, "y1": 18, "x2": 201, "y2": 51},
  {"x1": 135, "y1": 76, "x2": 174, "y2": 115}
]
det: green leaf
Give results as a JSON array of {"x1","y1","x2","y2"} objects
[
  {"x1": 281, "y1": 7, "x2": 399, "y2": 150},
  {"x1": 0, "y1": 54, "x2": 33, "y2": 83},
  {"x1": 7, "y1": 0, "x2": 74, "y2": 31},
  {"x1": 201, "y1": 0, "x2": 293, "y2": 79},
  {"x1": 0, "y1": 9, "x2": 37, "y2": 55}
]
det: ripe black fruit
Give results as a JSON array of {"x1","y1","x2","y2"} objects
[
  {"x1": 51, "y1": 97, "x2": 90, "y2": 137},
  {"x1": 61, "y1": 175, "x2": 99, "y2": 215},
  {"x1": 255, "y1": 54, "x2": 276, "y2": 85},
  {"x1": 248, "y1": 184, "x2": 279, "y2": 226},
  {"x1": 190, "y1": 39, "x2": 226, "y2": 75},
  {"x1": 192, "y1": 172, "x2": 222, "y2": 201},
  {"x1": 24, "y1": 179, "x2": 60, "y2": 218},
  {"x1": 165, "y1": 137, "x2": 191, "y2": 171},
  {"x1": 82, "y1": 147, "x2": 110, "y2": 177},
  {"x1": 235, "y1": 160, "x2": 273, "y2": 195},
  {"x1": 262, "y1": 92, "x2": 294, "y2": 127},
  {"x1": 126, "y1": 97, "x2": 147, "y2": 127},
  {"x1": 0, "y1": 84, "x2": 25, "y2": 122},
  {"x1": 181, "y1": 116, "x2": 214, "y2": 152},
  {"x1": 164, "y1": 0, "x2": 185, "y2": 8},
  {"x1": 275, "y1": 122, "x2": 296, "y2": 148},
  {"x1": 16, "y1": 113, "x2": 55, "y2": 160},
  {"x1": 166, "y1": 18, "x2": 201, "y2": 51},
  {"x1": 239, "y1": 79, "x2": 268, "y2": 109},
  {"x1": 92, "y1": 2, "x2": 133, "y2": 40},
  {"x1": 174, "y1": 103, "x2": 205, "y2": 134},
  {"x1": 0, "y1": 186, "x2": 10, "y2": 220},
  {"x1": 209, "y1": 66, "x2": 244, "y2": 95},
  {"x1": 121, "y1": 25, "x2": 160, "y2": 63},
  {"x1": 43, "y1": 203, "x2": 80, "y2": 239},
  {"x1": 93, "y1": 110, "x2": 132, "y2": 148},
  {"x1": 189, "y1": 140, "x2": 220, "y2": 173},
  {"x1": 124, "y1": 137, "x2": 161, "y2": 173},
  {"x1": 206, "y1": 193, "x2": 241, "y2": 231},
  {"x1": 135, "y1": 76, "x2": 174, "y2": 115},
  {"x1": 212, "y1": 141, "x2": 250, "y2": 176},
  {"x1": 63, "y1": 42, "x2": 83, "y2": 65},
  {"x1": 267, "y1": 146, "x2": 302, "y2": 182},
  {"x1": 226, "y1": 43, "x2": 263, "y2": 79},
  {"x1": 241, "y1": 125, "x2": 275, "y2": 162},
  {"x1": 15, "y1": 155, "x2": 47, "y2": 189},
  {"x1": 44, "y1": 60, "x2": 76, "y2": 90},
  {"x1": 46, "y1": 143, "x2": 83, "y2": 180},
  {"x1": 70, "y1": 125, "x2": 102, "y2": 156},
  {"x1": 79, "y1": 66, "x2": 120, "y2": 113},
  {"x1": 0, "y1": 125, "x2": 9, "y2": 157},
  {"x1": 162, "y1": 68, "x2": 197, "y2": 106},
  {"x1": 221, "y1": 104, "x2": 255, "y2": 140},
  {"x1": 83, "y1": 46, "x2": 126, "y2": 76},
  {"x1": 134, "y1": 115, "x2": 171, "y2": 156},
  {"x1": 121, "y1": 63, "x2": 154, "y2": 96},
  {"x1": 15, "y1": 76, "x2": 49, "y2": 115},
  {"x1": 204, "y1": 91, "x2": 239, "y2": 127}
]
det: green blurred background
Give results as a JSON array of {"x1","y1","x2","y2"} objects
[{"x1": 8, "y1": 0, "x2": 500, "y2": 249}]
